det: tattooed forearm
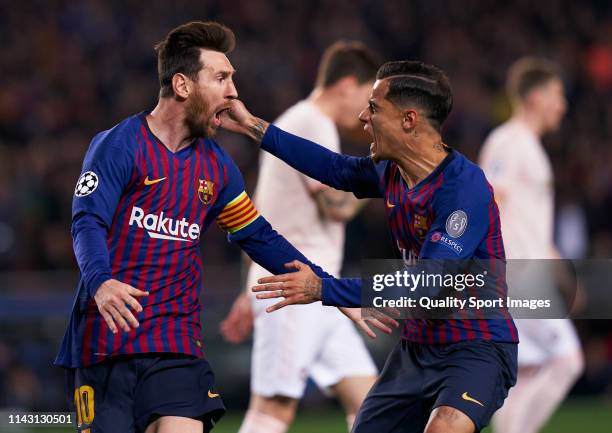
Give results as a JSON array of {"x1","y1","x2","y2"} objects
[
  {"x1": 304, "y1": 276, "x2": 322, "y2": 302},
  {"x1": 248, "y1": 117, "x2": 269, "y2": 143}
]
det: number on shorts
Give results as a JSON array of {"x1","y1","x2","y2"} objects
[{"x1": 74, "y1": 385, "x2": 95, "y2": 426}]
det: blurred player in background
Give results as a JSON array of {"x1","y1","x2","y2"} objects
[
  {"x1": 220, "y1": 41, "x2": 382, "y2": 433},
  {"x1": 54, "y1": 21, "x2": 384, "y2": 433},
  {"x1": 479, "y1": 57, "x2": 584, "y2": 433}
]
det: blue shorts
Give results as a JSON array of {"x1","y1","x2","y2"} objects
[
  {"x1": 352, "y1": 339, "x2": 517, "y2": 433},
  {"x1": 65, "y1": 354, "x2": 226, "y2": 432}
]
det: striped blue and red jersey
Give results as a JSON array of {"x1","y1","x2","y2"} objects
[
  {"x1": 382, "y1": 152, "x2": 517, "y2": 344},
  {"x1": 260, "y1": 125, "x2": 519, "y2": 344},
  {"x1": 56, "y1": 113, "x2": 331, "y2": 368}
]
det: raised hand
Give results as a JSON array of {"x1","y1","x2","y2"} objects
[{"x1": 219, "y1": 99, "x2": 269, "y2": 142}]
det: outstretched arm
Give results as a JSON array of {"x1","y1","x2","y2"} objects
[
  {"x1": 220, "y1": 100, "x2": 382, "y2": 198},
  {"x1": 214, "y1": 152, "x2": 394, "y2": 337}
]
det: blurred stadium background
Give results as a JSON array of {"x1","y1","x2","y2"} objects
[{"x1": 0, "y1": 0, "x2": 611, "y2": 431}]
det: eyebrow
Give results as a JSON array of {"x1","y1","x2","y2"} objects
[
  {"x1": 202, "y1": 64, "x2": 236, "y2": 77},
  {"x1": 215, "y1": 69, "x2": 235, "y2": 78}
]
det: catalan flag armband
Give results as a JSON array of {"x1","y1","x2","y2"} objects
[{"x1": 217, "y1": 191, "x2": 260, "y2": 233}]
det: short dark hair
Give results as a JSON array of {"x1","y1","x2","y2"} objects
[
  {"x1": 316, "y1": 41, "x2": 378, "y2": 88},
  {"x1": 506, "y1": 57, "x2": 561, "y2": 101},
  {"x1": 376, "y1": 61, "x2": 453, "y2": 131},
  {"x1": 155, "y1": 21, "x2": 236, "y2": 97}
]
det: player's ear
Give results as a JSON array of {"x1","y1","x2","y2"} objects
[
  {"x1": 172, "y1": 73, "x2": 190, "y2": 100},
  {"x1": 401, "y1": 109, "x2": 418, "y2": 131}
]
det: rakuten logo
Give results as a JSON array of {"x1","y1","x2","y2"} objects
[{"x1": 128, "y1": 206, "x2": 200, "y2": 242}]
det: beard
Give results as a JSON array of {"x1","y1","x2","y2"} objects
[{"x1": 185, "y1": 87, "x2": 214, "y2": 138}]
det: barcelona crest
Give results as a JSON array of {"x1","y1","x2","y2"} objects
[{"x1": 198, "y1": 179, "x2": 215, "y2": 204}]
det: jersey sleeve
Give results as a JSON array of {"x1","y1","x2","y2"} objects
[
  {"x1": 71, "y1": 130, "x2": 136, "y2": 296},
  {"x1": 72, "y1": 131, "x2": 136, "y2": 226},
  {"x1": 419, "y1": 178, "x2": 493, "y2": 260},
  {"x1": 261, "y1": 124, "x2": 382, "y2": 198},
  {"x1": 321, "y1": 278, "x2": 362, "y2": 307},
  {"x1": 214, "y1": 154, "x2": 267, "y2": 239}
]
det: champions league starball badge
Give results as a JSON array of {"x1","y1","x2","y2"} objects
[
  {"x1": 75, "y1": 171, "x2": 99, "y2": 197},
  {"x1": 445, "y1": 210, "x2": 468, "y2": 238}
]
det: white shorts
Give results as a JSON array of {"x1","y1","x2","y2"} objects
[
  {"x1": 516, "y1": 319, "x2": 581, "y2": 366},
  {"x1": 249, "y1": 293, "x2": 378, "y2": 399},
  {"x1": 506, "y1": 261, "x2": 582, "y2": 366}
]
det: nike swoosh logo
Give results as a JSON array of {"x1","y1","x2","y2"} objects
[
  {"x1": 208, "y1": 390, "x2": 220, "y2": 398},
  {"x1": 386, "y1": 199, "x2": 396, "y2": 208},
  {"x1": 461, "y1": 392, "x2": 484, "y2": 407},
  {"x1": 144, "y1": 176, "x2": 167, "y2": 186}
]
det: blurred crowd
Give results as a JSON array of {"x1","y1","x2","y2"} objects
[
  {"x1": 1, "y1": 0, "x2": 612, "y2": 268},
  {"x1": 1, "y1": 0, "x2": 612, "y2": 410}
]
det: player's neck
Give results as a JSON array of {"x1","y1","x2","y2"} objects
[
  {"x1": 308, "y1": 88, "x2": 341, "y2": 123},
  {"x1": 512, "y1": 110, "x2": 545, "y2": 138},
  {"x1": 395, "y1": 134, "x2": 448, "y2": 188},
  {"x1": 147, "y1": 100, "x2": 194, "y2": 153}
]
